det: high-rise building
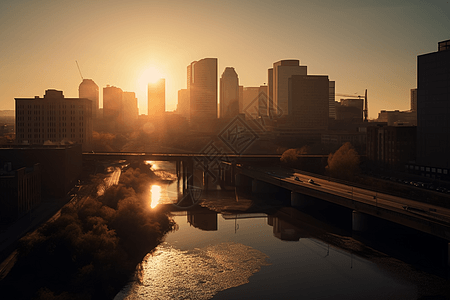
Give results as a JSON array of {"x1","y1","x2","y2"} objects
[
  {"x1": 103, "y1": 85, "x2": 123, "y2": 125},
  {"x1": 220, "y1": 67, "x2": 239, "y2": 118},
  {"x1": 148, "y1": 79, "x2": 165, "y2": 116},
  {"x1": 267, "y1": 68, "x2": 273, "y2": 117},
  {"x1": 187, "y1": 58, "x2": 218, "y2": 125},
  {"x1": 15, "y1": 89, "x2": 93, "y2": 151},
  {"x1": 288, "y1": 75, "x2": 329, "y2": 131},
  {"x1": 122, "y1": 91, "x2": 138, "y2": 129},
  {"x1": 410, "y1": 88, "x2": 417, "y2": 111},
  {"x1": 177, "y1": 89, "x2": 189, "y2": 120},
  {"x1": 417, "y1": 39, "x2": 450, "y2": 170},
  {"x1": 242, "y1": 87, "x2": 259, "y2": 113},
  {"x1": 79, "y1": 79, "x2": 99, "y2": 119},
  {"x1": 271, "y1": 60, "x2": 307, "y2": 117},
  {"x1": 238, "y1": 85, "x2": 244, "y2": 113},
  {"x1": 329, "y1": 81, "x2": 336, "y2": 119}
]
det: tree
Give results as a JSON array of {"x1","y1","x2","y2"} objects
[{"x1": 326, "y1": 142, "x2": 360, "y2": 180}]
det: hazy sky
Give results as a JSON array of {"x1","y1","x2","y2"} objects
[{"x1": 0, "y1": 0, "x2": 449, "y2": 118}]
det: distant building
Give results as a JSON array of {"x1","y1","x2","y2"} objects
[
  {"x1": 122, "y1": 91, "x2": 138, "y2": 129},
  {"x1": 417, "y1": 39, "x2": 450, "y2": 169},
  {"x1": 288, "y1": 75, "x2": 329, "y2": 131},
  {"x1": 242, "y1": 87, "x2": 259, "y2": 113},
  {"x1": 177, "y1": 89, "x2": 189, "y2": 120},
  {"x1": 187, "y1": 58, "x2": 218, "y2": 128},
  {"x1": 271, "y1": 60, "x2": 307, "y2": 117},
  {"x1": 335, "y1": 98, "x2": 363, "y2": 122},
  {"x1": 329, "y1": 81, "x2": 336, "y2": 119},
  {"x1": 220, "y1": 67, "x2": 240, "y2": 118},
  {"x1": 15, "y1": 89, "x2": 93, "y2": 151},
  {"x1": 238, "y1": 85, "x2": 244, "y2": 113},
  {"x1": 376, "y1": 110, "x2": 417, "y2": 126},
  {"x1": 267, "y1": 68, "x2": 274, "y2": 117},
  {"x1": 103, "y1": 85, "x2": 123, "y2": 128},
  {"x1": 410, "y1": 88, "x2": 417, "y2": 111},
  {"x1": 148, "y1": 79, "x2": 165, "y2": 116},
  {"x1": 79, "y1": 79, "x2": 99, "y2": 119}
]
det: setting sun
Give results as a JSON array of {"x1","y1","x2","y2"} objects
[{"x1": 139, "y1": 66, "x2": 163, "y2": 85}]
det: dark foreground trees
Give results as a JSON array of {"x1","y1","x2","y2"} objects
[{"x1": 0, "y1": 168, "x2": 175, "y2": 300}]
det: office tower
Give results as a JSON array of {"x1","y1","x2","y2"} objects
[
  {"x1": 177, "y1": 89, "x2": 189, "y2": 120},
  {"x1": 148, "y1": 79, "x2": 165, "y2": 116},
  {"x1": 272, "y1": 60, "x2": 307, "y2": 116},
  {"x1": 417, "y1": 39, "x2": 450, "y2": 169},
  {"x1": 267, "y1": 68, "x2": 273, "y2": 117},
  {"x1": 15, "y1": 89, "x2": 93, "y2": 151},
  {"x1": 329, "y1": 81, "x2": 336, "y2": 119},
  {"x1": 410, "y1": 88, "x2": 417, "y2": 111},
  {"x1": 220, "y1": 67, "x2": 239, "y2": 118},
  {"x1": 242, "y1": 87, "x2": 259, "y2": 113},
  {"x1": 258, "y1": 85, "x2": 268, "y2": 117},
  {"x1": 288, "y1": 75, "x2": 329, "y2": 131},
  {"x1": 122, "y1": 91, "x2": 138, "y2": 128},
  {"x1": 79, "y1": 79, "x2": 99, "y2": 119},
  {"x1": 239, "y1": 85, "x2": 244, "y2": 113},
  {"x1": 103, "y1": 85, "x2": 123, "y2": 124},
  {"x1": 187, "y1": 58, "x2": 218, "y2": 125}
]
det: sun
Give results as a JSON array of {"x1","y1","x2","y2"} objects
[{"x1": 139, "y1": 66, "x2": 163, "y2": 85}]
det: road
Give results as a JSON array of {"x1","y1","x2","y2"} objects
[{"x1": 244, "y1": 166, "x2": 450, "y2": 225}]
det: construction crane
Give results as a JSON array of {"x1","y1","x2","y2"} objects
[
  {"x1": 335, "y1": 89, "x2": 368, "y2": 122},
  {"x1": 76, "y1": 60, "x2": 84, "y2": 80}
]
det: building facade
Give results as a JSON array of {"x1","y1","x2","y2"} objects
[
  {"x1": 417, "y1": 39, "x2": 450, "y2": 169},
  {"x1": 79, "y1": 79, "x2": 99, "y2": 119},
  {"x1": 177, "y1": 89, "x2": 189, "y2": 120},
  {"x1": 271, "y1": 60, "x2": 307, "y2": 117},
  {"x1": 122, "y1": 91, "x2": 138, "y2": 129},
  {"x1": 15, "y1": 89, "x2": 92, "y2": 151},
  {"x1": 148, "y1": 79, "x2": 165, "y2": 116},
  {"x1": 103, "y1": 85, "x2": 123, "y2": 127},
  {"x1": 410, "y1": 88, "x2": 417, "y2": 111},
  {"x1": 220, "y1": 67, "x2": 239, "y2": 118},
  {"x1": 187, "y1": 58, "x2": 218, "y2": 127}
]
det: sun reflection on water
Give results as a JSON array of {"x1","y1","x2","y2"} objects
[{"x1": 150, "y1": 185, "x2": 161, "y2": 208}]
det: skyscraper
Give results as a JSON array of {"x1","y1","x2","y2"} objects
[
  {"x1": 148, "y1": 79, "x2": 165, "y2": 116},
  {"x1": 417, "y1": 39, "x2": 450, "y2": 170},
  {"x1": 122, "y1": 91, "x2": 138, "y2": 129},
  {"x1": 79, "y1": 79, "x2": 99, "y2": 119},
  {"x1": 410, "y1": 88, "x2": 417, "y2": 111},
  {"x1": 187, "y1": 58, "x2": 218, "y2": 126},
  {"x1": 271, "y1": 60, "x2": 307, "y2": 117},
  {"x1": 177, "y1": 89, "x2": 189, "y2": 120},
  {"x1": 220, "y1": 67, "x2": 239, "y2": 118}
]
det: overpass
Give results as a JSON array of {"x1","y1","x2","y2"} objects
[{"x1": 236, "y1": 165, "x2": 450, "y2": 243}]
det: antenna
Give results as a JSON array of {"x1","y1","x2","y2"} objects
[
  {"x1": 363, "y1": 89, "x2": 368, "y2": 122},
  {"x1": 76, "y1": 60, "x2": 84, "y2": 80}
]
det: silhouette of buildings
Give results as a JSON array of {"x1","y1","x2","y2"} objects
[
  {"x1": 177, "y1": 89, "x2": 189, "y2": 120},
  {"x1": 376, "y1": 110, "x2": 417, "y2": 126},
  {"x1": 15, "y1": 89, "x2": 93, "y2": 151},
  {"x1": 335, "y1": 98, "x2": 363, "y2": 122},
  {"x1": 416, "y1": 39, "x2": 450, "y2": 171},
  {"x1": 79, "y1": 79, "x2": 99, "y2": 119},
  {"x1": 187, "y1": 58, "x2": 218, "y2": 130},
  {"x1": 367, "y1": 125, "x2": 416, "y2": 170},
  {"x1": 410, "y1": 88, "x2": 417, "y2": 111},
  {"x1": 288, "y1": 75, "x2": 329, "y2": 131},
  {"x1": 220, "y1": 67, "x2": 239, "y2": 118},
  {"x1": 148, "y1": 79, "x2": 165, "y2": 116},
  {"x1": 329, "y1": 81, "x2": 336, "y2": 119},
  {"x1": 103, "y1": 85, "x2": 123, "y2": 130},
  {"x1": 269, "y1": 59, "x2": 307, "y2": 117},
  {"x1": 0, "y1": 163, "x2": 41, "y2": 224},
  {"x1": 122, "y1": 91, "x2": 138, "y2": 129}
]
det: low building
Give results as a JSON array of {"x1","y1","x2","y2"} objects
[
  {"x1": 367, "y1": 125, "x2": 416, "y2": 170},
  {"x1": 0, "y1": 163, "x2": 41, "y2": 224},
  {"x1": 0, "y1": 144, "x2": 82, "y2": 198}
]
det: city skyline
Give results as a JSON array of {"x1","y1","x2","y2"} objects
[{"x1": 0, "y1": 0, "x2": 449, "y2": 118}]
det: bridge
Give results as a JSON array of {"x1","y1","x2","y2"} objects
[{"x1": 235, "y1": 165, "x2": 450, "y2": 245}]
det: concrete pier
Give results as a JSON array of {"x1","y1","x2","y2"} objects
[{"x1": 352, "y1": 210, "x2": 369, "y2": 232}]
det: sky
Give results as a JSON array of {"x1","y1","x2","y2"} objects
[{"x1": 0, "y1": 0, "x2": 449, "y2": 118}]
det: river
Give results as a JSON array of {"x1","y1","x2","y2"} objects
[{"x1": 114, "y1": 161, "x2": 450, "y2": 299}]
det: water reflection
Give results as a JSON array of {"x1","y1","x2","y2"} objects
[{"x1": 150, "y1": 185, "x2": 161, "y2": 208}]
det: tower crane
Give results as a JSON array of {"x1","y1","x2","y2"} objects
[
  {"x1": 335, "y1": 89, "x2": 368, "y2": 122},
  {"x1": 76, "y1": 60, "x2": 84, "y2": 80}
]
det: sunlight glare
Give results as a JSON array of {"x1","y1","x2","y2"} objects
[
  {"x1": 150, "y1": 185, "x2": 162, "y2": 208},
  {"x1": 139, "y1": 66, "x2": 163, "y2": 85}
]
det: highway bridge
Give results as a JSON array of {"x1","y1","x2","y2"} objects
[{"x1": 236, "y1": 165, "x2": 450, "y2": 243}]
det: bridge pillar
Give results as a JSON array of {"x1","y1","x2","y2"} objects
[
  {"x1": 252, "y1": 179, "x2": 278, "y2": 193},
  {"x1": 352, "y1": 210, "x2": 369, "y2": 233},
  {"x1": 235, "y1": 173, "x2": 252, "y2": 187},
  {"x1": 291, "y1": 192, "x2": 314, "y2": 208}
]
